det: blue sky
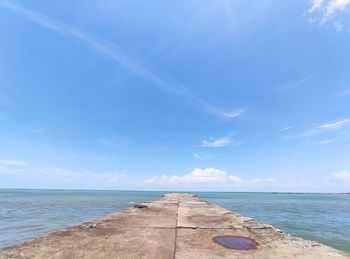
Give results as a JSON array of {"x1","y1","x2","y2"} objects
[{"x1": 0, "y1": 0, "x2": 350, "y2": 192}]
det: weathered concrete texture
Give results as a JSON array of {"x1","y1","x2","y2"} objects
[{"x1": 1, "y1": 193, "x2": 349, "y2": 259}]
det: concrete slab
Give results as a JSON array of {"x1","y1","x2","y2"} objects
[
  {"x1": 177, "y1": 202, "x2": 242, "y2": 229},
  {"x1": 175, "y1": 226, "x2": 348, "y2": 259},
  {"x1": 105, "y1": 202, "x2": 178, "y2": 228},
  {"x1": 1, "y1": 225, "x2": 175, "y2": 259}
]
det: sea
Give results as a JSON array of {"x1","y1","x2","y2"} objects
[{"x1": 0, "y1": 189, "x2": 349, "y2": 253}]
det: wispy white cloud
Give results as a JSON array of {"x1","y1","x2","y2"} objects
[
  {"x1": 296, "y1": 128, "x2": 319, "y2": 138},
  {"x1": 0, "y1": 1, "x2": 243, "y2": 119},
  {"x1": 294, "y1": 118, "x2": 350, "y2": 138},
  {"x1": 192, "y1": 152, "x2": 220, "y2": 160},
  {"x1": 144, "y1": 167, "x2": 277, "y2": 187},
  {"x1": 318, "y1": 138, "x2": 337, "y2": 144},
  {"x1": 325, "y1": 0, "x2": 350, "y2": 17},
  {"x1": 309, "y1": 0, "x2": 350, "y2": 17},
  {"x1": 192, "y1": 152, "x2": 205, "y2": 159},
  {"x1": 192, "y1": 152, "x2": 201, "y2": 159},
  {"x1": 0, "y1": 159, "x2": 27, "y2": 166},
  {"x1": 220, "y1": 109, "x2": 245, "y2": 118},
  {"x1": 331, "y1": 170, "x2": 350, "y2": 184},
  {"x1": 309, "y1": 0, "x2": 350, "y2": 31},
  {"x1": 317, "y1": 119, "x2": 350, "y2": 129},
  {"x1": 278, "y1": 70, "x2": 320, "y2": 91},
  {"x1": 309, "y1": 0, "x2": 325, "y2": 13},
  {"x1": 201, "y1": 137, "x2": 231, "y2": 147},
  {"x1": 278, "y1": 126, "x2": 292, "y2": 132},
  {"x1": 200, "y1": 132, "x2": 239, "y2": 148}
]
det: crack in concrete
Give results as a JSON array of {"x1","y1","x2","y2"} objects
[{"x1": 172, "y1": 198, "x2": 179, "y2": 259}]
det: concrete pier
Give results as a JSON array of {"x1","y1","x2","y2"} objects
[{"x1": 1, "y1": 193, "x2": 349, "y2": 258}]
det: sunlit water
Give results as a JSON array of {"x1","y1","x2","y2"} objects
[{"x1": 0, "y1": 189, "x2": 349, "y2": 253}]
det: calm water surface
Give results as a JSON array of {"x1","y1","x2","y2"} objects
[
  {"x1": 0, "y1": 189, "x2": 349, "y2": 253},
  {"x1": 199, "y1": 192, "x2": 350, "y2": 253}
]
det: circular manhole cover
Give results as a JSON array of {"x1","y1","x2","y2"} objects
[{"x1": 213, "y1": 236, "x2": 258, "y2": 250}]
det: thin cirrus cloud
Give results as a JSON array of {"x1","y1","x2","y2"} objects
[
  {"x1": 278, "y1": 70, "x2": 321, "y2": 91},
  {"x1": 191, "y1": 152, "x2": 218, "y2": 160},
  {"x1": 309, "y1": 0, "x2": 350, "y2": 31},
  {"x1": 192, "y1": 152, "x2": 205, "y2": 160},
  {"x1": 309, "y1": 0, "x2": 350, "y2": 17},
  {"x1": 309, "y1": 0, "x2": 325, "y2": 13},
  {"x1": 0, "y1": 159, "x2": 27, "y2": 167},
  {"x1": 201, "y1": 136, "x2": 231, "y2": 148},
  {"x1": 318, "y1": 138, "x2": 337, "y2": 144},
  {"x1": 293, "y1": 118, "x2": 350, "y2": 138},
  {"x1": 220, "y1": 109, "x2": 245, "y2": 118},
  {"x1": 278, "y1": 126, "x2": 292, "y2": 132},
  {"x1": 317, "y1": 119, "x2": 350, "y2": 130},
  {"x1": 0, "y1": 1, "x2": 243, "y2": 119}
]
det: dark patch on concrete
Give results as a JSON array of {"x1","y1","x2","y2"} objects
[
  {"x1": 134, "y1": 204, "x2": 148, "y2": 209},
  {"x1": 213, "y1": 235, "x2": 258, "y2": 250}
]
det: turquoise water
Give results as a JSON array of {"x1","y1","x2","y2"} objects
[{"x1": 0, "y1": 190, "x2": 349, "y2": 253}]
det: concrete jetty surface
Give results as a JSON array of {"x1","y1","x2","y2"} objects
[{"x1": 1, "y1": 193, "x2": 349, "y2": 259}]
